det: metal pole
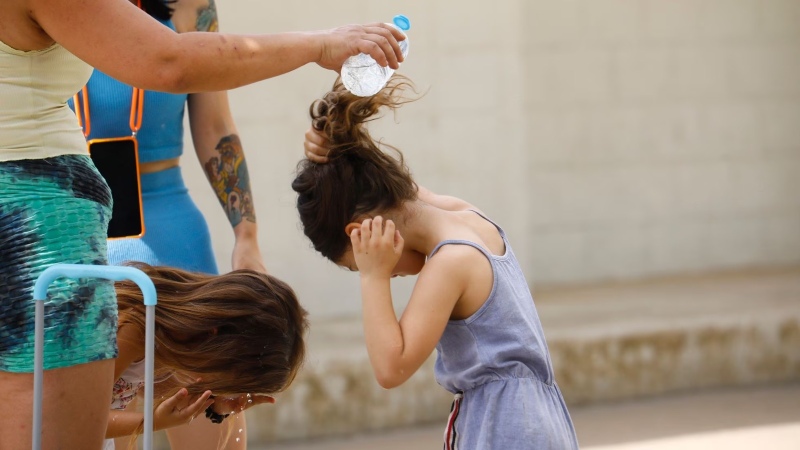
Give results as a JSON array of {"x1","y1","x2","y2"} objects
[
  {"x1": 32, "y1": 300, "x2": 44, "y2": 450},
  {"x1": 143, "y1": 304, "x2": 156, "y2": 450},
  {"x1": 32, "y1": 264, "x2": 157, "y2": 450}
]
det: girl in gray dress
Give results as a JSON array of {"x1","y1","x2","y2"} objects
[{"x1": 293, "y1": 75, "x2": 579, "y2": 450}]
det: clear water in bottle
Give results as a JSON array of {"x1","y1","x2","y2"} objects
[{"x1": 341, "y1": 15, "x2": 410, "y2": 97}]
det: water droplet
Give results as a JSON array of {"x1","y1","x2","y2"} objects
[
  {"x1": 236, "y1": 438, "x2": 240, "y2": 443},
  {"x1": 238, "y1": 428, "x2": 243, "y2": 433}
]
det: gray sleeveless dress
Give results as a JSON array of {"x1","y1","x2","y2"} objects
[{"x1": 432, "y1": 212, "x2": 579, "y2": 449}]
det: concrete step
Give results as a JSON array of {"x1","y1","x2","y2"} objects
[
  {"x1": 149, "y1": 267, "x2": 800, "y2": 447},
  {"x1": 243, "y1": 268, "x2": 800, "y2": 444}
]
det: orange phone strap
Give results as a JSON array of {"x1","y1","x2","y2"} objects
[
  {"x1": 73, "y1": 86, "x2": 145, "y2": 139},
  {"x1": 74, "y1": 0, "x2": 145, "y2": 138}
]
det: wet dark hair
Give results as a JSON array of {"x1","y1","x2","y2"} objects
[
  {"x1": 292, "y1": 75, "x2": 419, "y2": 262},
  {"x1": 141, "y1": 0, "x2": 174, "y2": 21}
]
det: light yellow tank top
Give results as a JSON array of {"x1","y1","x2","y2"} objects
[{"x1": 0, "y1": 39, "x2": 93, "y2": 161}]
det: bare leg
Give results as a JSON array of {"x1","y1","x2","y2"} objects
[
  {"x1": 166, "y1": 411, "x2": 247, "y2": 450},
  {"x1": 0, "y1": 359, "x2": 115, "y2": 450}
]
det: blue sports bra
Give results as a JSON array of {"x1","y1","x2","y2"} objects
[{"x1": 68, "y1": 19, "x2": 188, "y2": 164}]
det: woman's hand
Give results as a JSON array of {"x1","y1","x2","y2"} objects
[
  {"x1": 315, "y1": 23, "x2": 406, "y2": 72},
  {"x1": 304, "y1": 126, "x2": 331, "y2": 163},
  {"x1": 153, "y1": 388, "x2": 214, "y2": 431},
  {"x1": 209, "y1": 393, "x2": 276, "y2": 416},
  {"x1": 351, "y1": 216, "x2": 404, "y2": 279}
]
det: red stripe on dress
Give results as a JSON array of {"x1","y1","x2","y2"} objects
[{"x1": 444, "y1": 394, "x2": 462, "y2": 450}]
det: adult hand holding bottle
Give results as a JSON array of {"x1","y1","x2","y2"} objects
[{"x1": 315, "y1": 23, "x2": 407, "y2": 72}]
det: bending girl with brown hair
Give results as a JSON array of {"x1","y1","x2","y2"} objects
[
  {"x1": 105, "y1": 263, "x2": 307, "y2": 449},
  {"x1": 293, "y1": 75, "x2": 579, "y2": 449}
]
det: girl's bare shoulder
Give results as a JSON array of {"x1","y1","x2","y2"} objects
[{"x1": 417, "y1": 185, "x2": 479, "y2": 213}]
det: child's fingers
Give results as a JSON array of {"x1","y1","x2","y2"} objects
[
  {"x1": 193, "y1": 398, "x2": 215, "y2": 419},
  {"x1": 350, "y1": 227, "x2": 362, "y2": 252},
  {"x1": 160, "y1": 388, "x2": 188, "y2": 411},
  {"x1": 307, "y1": 125, "x2": 329, "y2": 145},
  {"x1": 373, "y1": 216, "x2": 384, "y2": 240},
  {"x1": 186, "y1": 390, "x2": 213, "y2": 411},
  {"x1": 394, "y1": 229, "x2": 404, "y2": 253},
  {"x1": 383, "y1": 219, "x2": 395, "y2": 241},
  {"x1": 183, "y1": 390, "x2": 213, "y2": 417},
  {"x1": 361, "y1": 218, "x2": 373, "y2": 244},
  {"x1": 304, "y1": 127, "x2": 330, "y2": 163},
  {"x1": 252, "y1": 395, "x2": 276, "y2": 405}
]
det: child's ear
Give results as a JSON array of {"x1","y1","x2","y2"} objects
[{"x1": 344, "y1": 222, "x2": 361, "y2": 238}]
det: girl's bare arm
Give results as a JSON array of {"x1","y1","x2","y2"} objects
[{"x1": 353, "y1": 218, "x2": 476, "y2": 389}]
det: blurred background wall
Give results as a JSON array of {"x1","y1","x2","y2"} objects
[{"x1": 181, "y1": 0, "x2": 800, "y2": 318}]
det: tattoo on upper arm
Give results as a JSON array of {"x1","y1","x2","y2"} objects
[
  {"x1": 203, "y1": 135, "x2": 256, "y2": 228},
  {"x1": 196, "y1": 0, "x2": 218, "y2": 32}
]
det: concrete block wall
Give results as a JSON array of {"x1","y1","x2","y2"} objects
[
  {"x1": 521, "y1": 0, "x2": 800, "y2": 286},
  {"x1": 178, "y1": 0, "x2": 800, "y2": 319}
]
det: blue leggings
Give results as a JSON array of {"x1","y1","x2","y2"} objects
[{"x1": 107, "y1": 166, "x2": 218, "y2": 274}]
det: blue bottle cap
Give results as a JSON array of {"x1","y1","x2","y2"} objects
[{"x1": 393, "y1": 14, "x2": 411, "y2": 31}]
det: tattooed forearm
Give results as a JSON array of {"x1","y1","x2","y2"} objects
[
  {"x1": 203, "y1": 134, "x2": 256, "y2": 228},
  {"x1": 196, "y1": 0, "x2": 218, "y2": 32}
]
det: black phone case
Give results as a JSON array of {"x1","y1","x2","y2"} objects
[{"x1": 88, "y1": 138, "x2": 145, "y2": 239}]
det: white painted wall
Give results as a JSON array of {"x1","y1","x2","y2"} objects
[{"x1": 180, "y1": 0, "x2": 800, "y2": 319}]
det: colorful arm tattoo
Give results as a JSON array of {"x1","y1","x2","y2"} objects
[
  {"x1": 203, "y1": 135, "x2": 256, "y2": 228},
  {"x1": 196, "y1": 0, "x2": 218, "y2": 32}
]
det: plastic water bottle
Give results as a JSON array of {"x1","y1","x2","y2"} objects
[{"x1": 341, "y1": 15, "x2": 411, "y2": 97}]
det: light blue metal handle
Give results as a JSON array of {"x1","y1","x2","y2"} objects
[
  {"x1": 33, "y1": 264, "x2": 157, "y2": 450},
  {"x1": 33, "y1": 264, "x2": 156, "y2": 305}
]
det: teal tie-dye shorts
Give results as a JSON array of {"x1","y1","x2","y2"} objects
[{"x1": 0, "y1": 155, "x2": 118, "y2": 373}]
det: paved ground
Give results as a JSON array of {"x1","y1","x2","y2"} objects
[{"x1": 255, "y1": 382, "x2": 800, "y2": 450}]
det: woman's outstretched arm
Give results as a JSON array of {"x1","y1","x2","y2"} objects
[{"x1": 30, "y1": 0, "x2": 405, "y2": 93}]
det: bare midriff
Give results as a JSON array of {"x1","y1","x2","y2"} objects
[{"x1": 140, "y1": 157, "x2": 180, "y2": 174}]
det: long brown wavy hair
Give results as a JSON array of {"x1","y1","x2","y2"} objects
[
  {"x1": 292, "y1": 75, "x2": 419, "y2": 262},
  {"x1": 115, "y1": 263, "x2": 308, "y2": 398}
]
